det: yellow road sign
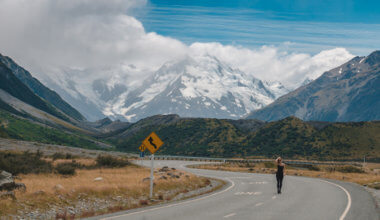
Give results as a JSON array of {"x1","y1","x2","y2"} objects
[
  {"x1": 142, "y1": 132, "x2": 164, "y2": 154},
  {"x1": 139, "y1": 144, "x2": 146, "y2": 152}
]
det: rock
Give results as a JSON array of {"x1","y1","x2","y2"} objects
[
  {"x1": 159, "y1": 166, "x2": 170, "y2": 172},
  {"x1": 53, "y1": 184, "x2": 64, "y2": 191},
  {"x1": 94, "y1": 177, "x2": 103, "y2": 181},
  {"x1": 15, "y1": 183, "x2": 26, "y2": 192},
  {"x1": 0, "y1": 191, "x2": 15, "y2": 200},
  {"x1": 167, "y1": 172, "x2": 173, "y2": 176},
  {"x1": 0, "y1": 170, "x2": 14, "y2": 191},
  {"x1": 171, "y1": 168, "x2": 176, "y2": 171}
]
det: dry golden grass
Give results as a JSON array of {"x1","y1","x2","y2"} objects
[
  {"x1": 46, "y1": 158, "x2": 97, "y2": 166},
  {"x1": 0, "y1": 166, "x2": 209, "y2": 217},
  {"x1": 193, "y1": 162, "x2": 380, "y2": 187}
]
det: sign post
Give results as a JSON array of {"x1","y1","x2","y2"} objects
[
  {"x1": 139, "y1": 132, "x2": 164, "y2": 198},
  {"x1": 150, "y1": 154, "x2": 154, "y2": 198}
]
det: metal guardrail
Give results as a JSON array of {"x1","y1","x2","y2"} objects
[{"x1": 140, "y1": 155, "x2": 360, "y2": 166}]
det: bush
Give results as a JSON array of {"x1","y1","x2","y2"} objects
[
  {"x1": 0, "y1": 151, "x2": 53, "y2": 175},
  {"x1": 96, "y1": 155, "x2": 131, "y2": 168},
  {"x1": 52, "y1": 152, "x2": 75, "y2": 161},
  {"x1": 308, "y1": 165, "x2": 320, "y2": 171},
  {"x1": 336, "y1": 165, "x2": 364, "y2": 173},
  {"x1": 291, "y1": 164, "x2": 320, "y2": 171},
  {"x1": 55, "y1": 162, "x2": 76, "y2": 176},
  {"x1": 263, "y1": 161, "x2": 275, "y2": 168}
]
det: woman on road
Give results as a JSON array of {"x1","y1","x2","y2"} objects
[{"x1": 276, "y1": 157, "x2": 285, "y2": 194}]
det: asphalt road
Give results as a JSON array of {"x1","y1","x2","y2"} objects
[{"x1": 91, "y1": 160, "x2": 378, "y2": 220}]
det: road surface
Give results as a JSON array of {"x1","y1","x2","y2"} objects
[{"x1": 90, "y1": 160, "x2": 378, "y2": 220}]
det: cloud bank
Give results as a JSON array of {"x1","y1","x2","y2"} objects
[{"x1": 0, "y1": 0, "x2": 354, "y2": 89}]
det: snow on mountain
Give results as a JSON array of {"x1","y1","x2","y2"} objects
[
  {"x1": 264, "y1": 81, "x2": 290, "y2": 99},
  {"x1": 103, "y1": 55, "x2": 286, "y2": 122},
  {"x1": 37, "y1": 55, "x2": 289, "y2": 122}
]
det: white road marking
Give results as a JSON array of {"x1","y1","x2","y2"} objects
[
  {"x1": 101, "y1": 177, "x2": 236, "y2": 219},
  {"x1": 241, "y1": 181, "x2": 268, "y2": 185},
  {"x1": 234, "y1": 191, "x2": 262, "y2": 196},
  {"x1": 223, "y1": 213, "x2": 236, "y2": 218},
  {"x1": 230, "y1": 177, "x2": 253, "y2": 179},
  {"x1": 272, "y1": 195, "x2": 276, "y2": 199},
  {"x1": 320, "y1": 180, "x2": 351, "y2": 220},
  {"x1": 250, "y1": 181, "x2": 267, "y2": 184},
  {"x1": 255, "y1": 202, "x2": 264, "y2": 207}
]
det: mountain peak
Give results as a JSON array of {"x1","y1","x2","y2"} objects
[
  {"x1": 103, "y1": 55, "x2": 288, "y2": 122},
  {"x1": 365, "y1": 50, "x2": 380, "y2": 65}
]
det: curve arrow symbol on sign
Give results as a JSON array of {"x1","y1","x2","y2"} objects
[{"x1": 148, "y1": 137, "x2": 157, "y2": 149}]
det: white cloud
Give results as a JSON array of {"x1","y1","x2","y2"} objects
[
  {"x1": 189, "y1": 43, "x2": 353, "y2": 88},
  {"x1": 0, "y1": 0, "x2": 354, "y2": 91},
  {"x1": 0, "y1": 0, "x2": 187, "y2": 79}
]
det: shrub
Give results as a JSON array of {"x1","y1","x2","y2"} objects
[
  {"x1": 308, "y1": 165, "x2": 320, "y2": 171},
  {"x1": 96, "y1": 155, "x2": 131, "y2": 168},
  {"x1": 0, "y1": 151, "x2": 53, "y2": 175},
  {"x1": 336, "y1": 165, "x2": 364, "y2": 173},
  {"x1": 52, "y1": 152, "x2": 75, "y2": 161},
  {"x1": 326, "y1": 166, "x2": 336, "y2": 172},
  {"x1": 55, "y1": 162, "x2": 76, "y2": 176},
  {"x1": 263, "y1": 161, "x2": 275, "y2": 168}
]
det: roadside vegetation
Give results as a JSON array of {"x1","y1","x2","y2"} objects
[
  {"x1": 190, "y1": 161, "x2": 380, "y2": 189},
  {"x1": 0, "y1": 151, "x2": 215, "y2": 218}
]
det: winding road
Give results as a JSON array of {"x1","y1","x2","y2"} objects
[{"x1": 91, "y1": 160, "x2": 378, "y2": 220}]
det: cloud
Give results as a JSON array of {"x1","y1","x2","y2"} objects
[
  {"x1": 0, "y1": 0, "x2": 354, "y2": 90},
  {"x1": 0, "y1": 0, "x2": 187, "y2": 78},
  {"x1": 189, "y1": 43, "x2": 353, "y2": 88}
]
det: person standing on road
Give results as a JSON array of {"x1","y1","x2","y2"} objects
[{"x1": 275, "y1": 157, "x2": 285, "y2": 194}]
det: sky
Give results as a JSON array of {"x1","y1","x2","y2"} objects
[
  {"x1": 0, "y1": 0, "x2": 378, "y2": 89},
  {"x1": 137, "y1": 0, "x2": 380, "y2": 55}
]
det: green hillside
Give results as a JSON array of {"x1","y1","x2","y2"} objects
[
  {"x1": 109, "y1": 115, "x2": 380, "y2": 161},
  {"x1": 0, "y1": 110, "x2": 102, "y2": 149}
]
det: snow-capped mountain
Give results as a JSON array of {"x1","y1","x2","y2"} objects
[
  {"x1": 247, "y1": 50, "x2": 380, "y2": 122},
  {"x1": 36, "y1": 55, "x2": 289, "y2": 122},
  {"x1": 103, "y1": 55, "x2": 287, "y2": 121}
]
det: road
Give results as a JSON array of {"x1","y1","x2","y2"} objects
[{"x1": 91, "y1": 160, "x2": 378, "y2": 220}]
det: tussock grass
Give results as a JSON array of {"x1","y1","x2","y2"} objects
[{"x1": 0, "y1": 166, "x2": 210, "y2": 217}]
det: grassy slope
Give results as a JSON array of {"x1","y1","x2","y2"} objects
[
  {"x1": 0, "y1": 110, "x2": 102, "y2": 149},
  {"x1": 110, "y1": 116, "x2": 380, "y2": 161}
]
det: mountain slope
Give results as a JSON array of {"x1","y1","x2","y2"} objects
[
  {"x1": 247, "y1": 50, "x2": 380, "y2": 122},
  {"x1": 105, "y1": 55, "x2": 286, "y2": 121},
  {"x1": 107, "y1": 115, "x2": 380, "y2": 161},
  {"x1": 0, "y1": 61, "x2": 73, "y2": 122},
  {"x1": 0, "y1": 54, "x2": 85, "y2": 121}
]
